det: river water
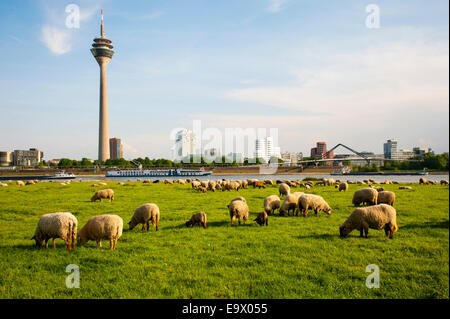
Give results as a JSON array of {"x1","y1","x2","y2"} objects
[{"x1": 73, "y1": 174, "x2": 449, "y2": 183}]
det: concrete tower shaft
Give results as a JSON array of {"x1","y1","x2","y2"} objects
[{"x1": 91, "y1": 10, "x2": 114, "y2": 162}]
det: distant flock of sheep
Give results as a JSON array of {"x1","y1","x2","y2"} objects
[{"x1": 0, "y1": 176, "x2": 448, "y2": 251}]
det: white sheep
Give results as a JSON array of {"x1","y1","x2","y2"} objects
[
  {"x1": 298, "y1": 194, "x2": 332, "y2": 217},
  {"x1": 77, "y1": 215, "x2": 123, "y2": 250},
  {"x1": 32, "y1": 212, "x2": 78, "y2": 251}
]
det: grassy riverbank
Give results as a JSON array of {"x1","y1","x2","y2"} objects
[{"x1": 0, "y1": 181, "x2": 448, "y2": 298}]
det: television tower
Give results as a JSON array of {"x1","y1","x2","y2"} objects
[{"x1": 91, "y1": 9, "x2": 114, "y2": 162}]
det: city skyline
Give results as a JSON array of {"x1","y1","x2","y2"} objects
[{"x1": 0, "y1": 0, "x2": 448, "y2": 160}]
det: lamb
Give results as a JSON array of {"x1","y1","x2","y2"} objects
[
  {"x1": 185, "y1": 212, "x2": 207, "y2": 228},
  {"x1": 263, "y1": 195, "x2": 281, "y2": 215},
  {"x1": 338, "y1": 182, "x2": 348, "y2": 192},
  {"x1": 91, "y1": 188, "x2": 115, "y2": 202},
  {"x1": 298, "y1": 194, "x2": 332, "y2": 217},
  {"x1": 32, "y1": 212, "x2": 78, "y2": 251},
  {"x1": 228, "y1": 199, "x2": 249, "y2": 226},
  {"x1": 352, "y1": 188, "x2": 378, "y2": 206},
  {"x1": 279, "y1": 183, "x2": 290, "y2": 198},
  {"x1": 339, "y1": 204, "x2": 398, "y2": 239},
  {"x1": 128, "y1": 203, "x2": 160, "y2": 231},
  {"x1": 77, "y1": 215, "x2": 123, "y2": 250},
  {"x1": 253, "y1": 181, "x2": 266, "y2": 189},
  {"x1": 377, "y1": 191, "x2": 395, "y2": 206},
  {"x1": 254, "y1": 211, "x2": 269, "y2": 226}
]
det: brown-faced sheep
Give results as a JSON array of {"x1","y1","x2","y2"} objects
[
  {"x1": 228, "y1": 200, "x2": 249, "y2": 226},
  {"x1": 419, "y1": 178, "x2": 429, "y2": 184},
  {"x1": 377, "y1": 191, "x2": 396, "y2": 206},
  {"x1": 279, "y1": 183, "x2": 290, "y2": 198},
  {"x1": 186, "y1": 212, "x2": 207, "y2": 228},
  {"x1": 254, "y1": 211, "x2": 268, "y2": 226},
  {"x1": 128, "y1": 203, "x2": 160, "y2": 231},
  {"x1": 32, "y1": 212, "x2": 78, "y2": 251},
  {"x1": 77, "y1": 215, "x2": 123, "y2": 250},
  {"x1": 264, "y1": 195, "x2": 281, "y2": 215},
  {"x1": 91, "y1": 189, "x2": 114, "y2": 202},
  {"x1": 352, "y1": 188, "x2": 378, "y2": 206},
  {"x1": 339, "y1": 204, "x2": 398, "y2": 239},
  {"x1": 298, "y1": 194, "x2": 332, "y2": 217},
  {"x1": 338, "y1": 182, "x2": 348, "y2": 192}
]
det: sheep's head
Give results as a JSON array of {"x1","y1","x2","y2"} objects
[
  {"x1": 324, "y1": 205, "x2": 332, "y2": 215},
  {"x1": 185, "y1": 220, "x2": 193, "y2": 227},
  {"x1": 31, "y1": 234, "x2": 43, "y2": 246},
  {"x1": 90, "y1": 194, "x2": 97, "y2": 202},
  {"x1": 128, "y1": 219, "x2": 137, "y2": 230},
  {"x1": 77, "y1": 235, "x2": 87, "y2": 246},
  {"x1": 339, "y1": 223, "x2": 352, "y2": 237}
]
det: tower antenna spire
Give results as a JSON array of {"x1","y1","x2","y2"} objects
[{"x1": 101, "y1": 9, "x2": 104, "y2": 38}]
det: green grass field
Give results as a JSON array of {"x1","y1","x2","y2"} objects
[{"x1": 0, "y1": 180, "x2": 448, "y2": 299}]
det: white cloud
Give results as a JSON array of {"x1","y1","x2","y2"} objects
[
  {"x1": 228, "y1": 40, "x2": 449, "y2": 116},
  {"x1": 267, "y1": 0, "x2": 291, "y2": 13},
  {"x1": 41, "y1": 26, "x2": 71, "y2": 54}
]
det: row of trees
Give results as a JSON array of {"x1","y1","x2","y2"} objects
[{"x1": 351, "y1": 153, "x2": 449, "y2": 172}]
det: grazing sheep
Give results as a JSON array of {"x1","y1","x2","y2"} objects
[
  {"x1": 325, "y1": 179, "x2": 336, "y2": 186},
  {"x1": 77, "y1": 215, "x2": 123, "y2": 250},
  {"x1": 352, "y1": 188, "x2": 378, "y2": 206},
  {"x1": 338, "y1": 182, "x2": 348, "y2": 192},
  {"x1": 186, "y1": 178, "x2": 192, "y2": 183},
  {"x1": 197, "y1": 186, "x2": 207, "y2": 193},
  {"x1": 254, "y1": 211, "x2": 269, "y2": 226},
  {"x1": 298, "y1": 194, "x2": 332, "y2": 217},
  {"x1": 153, "y1": 180, "x2": 160, "y2": 183},
  {"x1": 32, "y1": 212, "x2": 78, "y2": 251},
  {"x1": 26, "y1": 180, "x2": 35, "y2": 185},
  {"x1": 223, "y1": 181, "x2": 241, "y2": 191},
  {"x1": 279, "y1": 183, "x2": 290, "y2": 198},
  {"x1": 377, "y1": 191, "x2": 396, "y2": 206},
  {"x1": 440, "y1": 180, "x2": 449, "y2": 185},
  {"x1": 339, "y1": 204, "x2": 398, "y2": 239},
  {"x1": 263, "y1": 195, "x2": 281, "y2": 215},
  {"x1": 280, "y1": 193, "x2": 303, "y2": 216},
  {"x1": 264, "y1": 180, "x2": 274, "y2": 186},
  {"x1": 186, "y1": 212, "x2": 207, "y2": 228},
  {"x1": 176, "y1": 179, "x2": 186, "y2": 185},
  {"x1": 253, "y1": 181, "x2": 266, "y2": 189},
  {"x1": 16, "y1": 180, "x2": 25, "y2": 186},
  {"x1": 192, "y1": 181, "x2": 201, "y2": 189},
  {"x1": 208, "y1": 180, "x2": 216, "y2": 191},
  {"x1": 143, "y1": 179, "x2": 151, "y2": 184},
  {"x1": 376, "y1": 187, "x2": 385, "y2": 192},
  {"x1": 399, "y1": 186, "x2": 412, "y2": 190},
  {"x1": 128, "y1": 203, "x2": 160, "y2": 232},
  {"x1": 164, "y1": 179, "x2": 173, "y2": 184},
  {"x1": 91, "y1": 189, "x2": 115, "y2": 202},
  {"x1": 0, "y1": 183, "x2": 8, "y2": 187},
  {"x1": 228, "y1": 200, "x2": 249, "y2": 226},
  {"x1": 137, "y1": 178, "x2": 142, "y2": 182}
]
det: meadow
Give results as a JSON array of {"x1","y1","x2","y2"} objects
[{"x1": 0, "y1": 179, "x2": 448, "y2": 299}]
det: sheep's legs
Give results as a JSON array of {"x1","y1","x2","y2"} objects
[
  {"x1": 146, "y1": 221, "x2": 150, "y2": 231},
  {"x1": 53, "y1": 238, "x2": 57, "y2": 249},
  {"x1": 230, "y1": 216, "x2": 235, "y2": 226},
  {"x1": 364, "y1": 228, "x2": 369, "y2": 238},
  {"x1": 97, "y1": 241, "x2": 102, "y2": 248},
  {"x1": 109, "y1": 239, "x2": 114, "y2": 250},
  {"x1": 114, "y1": 238, "x2": 118, "y2": 249},
  {"x1": 141, "y1": 224, "x2": 146, "y2": 231},
  {"x1": 72, "y1": 234, "x2": 76, "y2": 250},
  {"x1": 360, "y1": 229, "x2": 364, "y2": 237},
  {"x1": 45, "y1": 239, "x2": 49, "y2": 249}
]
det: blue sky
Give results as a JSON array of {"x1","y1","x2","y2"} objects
[{"x1": 0, "y1": 0, "x2": 448, "y2": 160}]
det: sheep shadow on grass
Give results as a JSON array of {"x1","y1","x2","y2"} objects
[{"x1": 400, "y1": 219, "x2": 449, "y2": 230}]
